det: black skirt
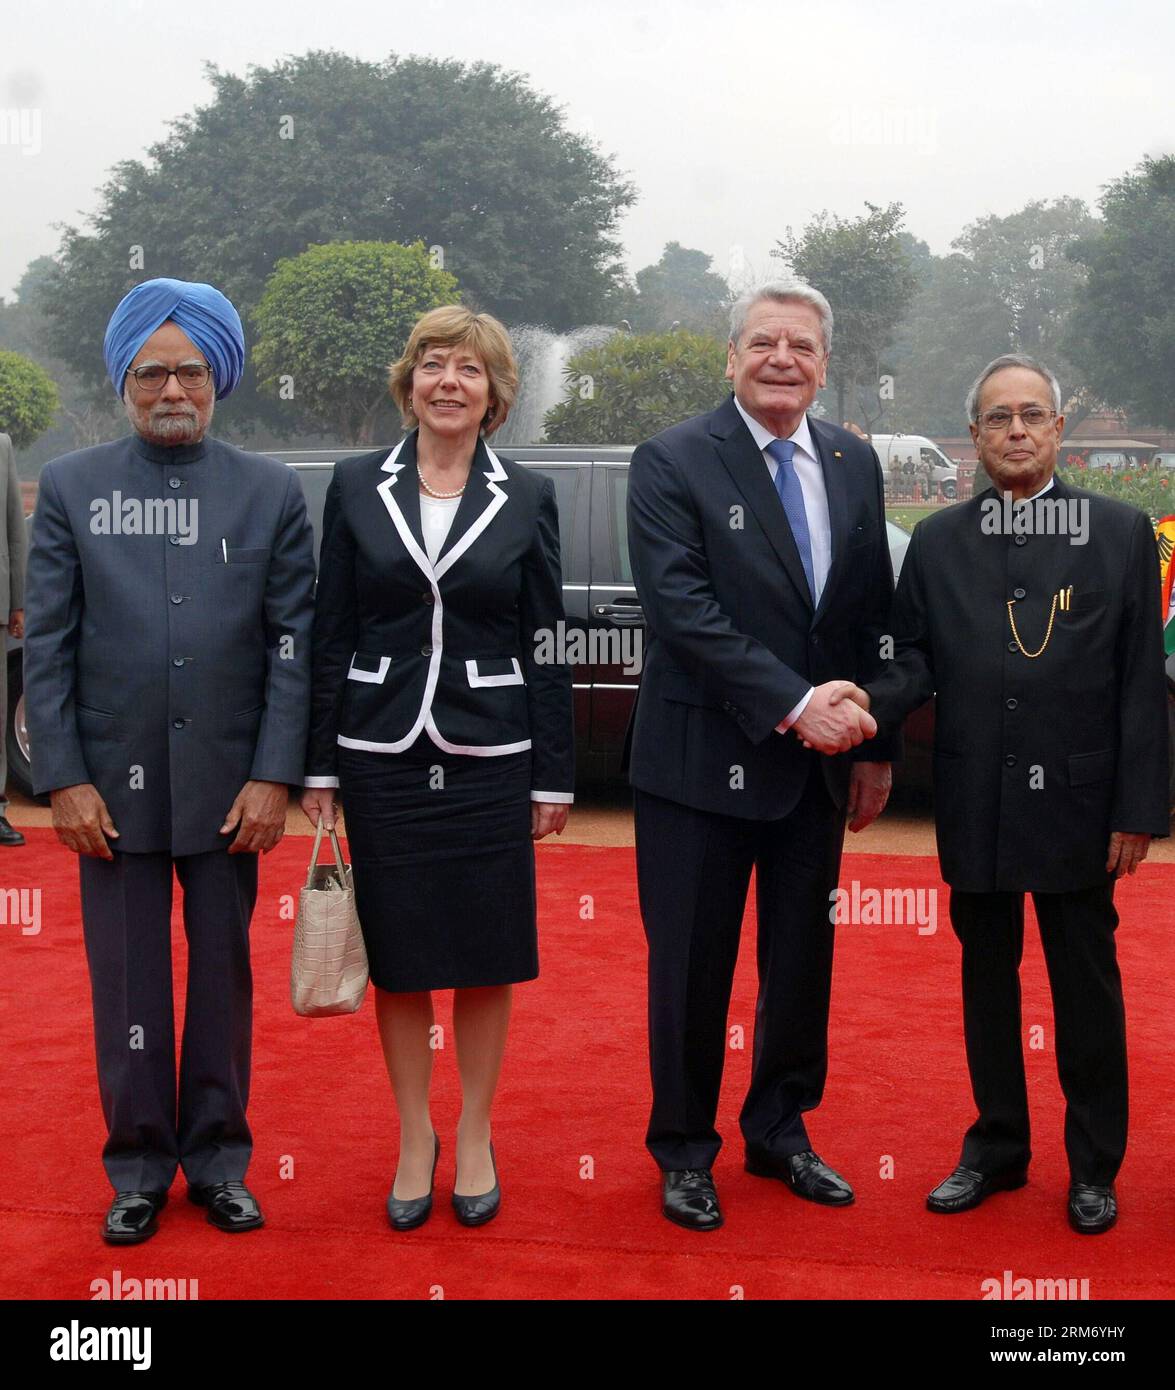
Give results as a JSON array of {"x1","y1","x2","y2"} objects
[{"x1": 337, "y1": 739, "x2": 537, "y2": 992}]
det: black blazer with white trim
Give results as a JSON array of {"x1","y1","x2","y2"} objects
[{"x1": 305, "y1": 430, "x2": 574, "y2": 802}]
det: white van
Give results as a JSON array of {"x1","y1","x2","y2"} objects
[{"x1": 871, "y1": 434, "x2": 958, "y2": 499}]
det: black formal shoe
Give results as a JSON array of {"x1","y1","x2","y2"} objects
[
  {"x1": 187, "y1": 1180, "x2": 265, "y2": 1232},
  {"x1": 452, "y1": 1141, "x2": 501, "y2": 1227},
  {"x1": 387, "y1": 1135, "x2": 441, "y2": 1231},
  {"x1": 102, "y1": 1190, "x2": 168, "y2": 1245},
  {"x1": 1068, "y1": 1183, "x2": 1117, "y2": 1235},
  {"x1": 926, "y1": 1164, "x2": 1028, "y2": 1213},
  {"x1": 745, "y1": 1149, "x2": 855, "y2": 1206},
  {"x1": 661, "y1": 1168, "x2": 723, "y2": 1230},
  {"x1": 0, "y1": 816, "x2": 25, "y2": 847}
]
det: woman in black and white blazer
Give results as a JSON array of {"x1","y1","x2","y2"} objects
[{"x1": 301, "y1": 306, "x2": 573, "y2": 1230}]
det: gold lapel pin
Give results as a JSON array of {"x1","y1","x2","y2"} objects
[{"x1": 833, "y1": 451, "x2": 842, "y2": 458}]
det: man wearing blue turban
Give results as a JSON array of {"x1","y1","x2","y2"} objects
[{"x1": 23, "y1": 279, "x2": 317, "y2": 1245}]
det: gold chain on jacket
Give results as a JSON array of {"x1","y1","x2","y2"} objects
[{"x1": 1006, "y1": 586, "x2": 1072, "y2": 659}]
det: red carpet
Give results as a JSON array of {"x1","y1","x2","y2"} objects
[{"x1": 1, "y1": 828, "x2": 1173, "y2": 1300}]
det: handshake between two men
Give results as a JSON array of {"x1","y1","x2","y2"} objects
[
  {"x1": 791, "y1": 679, "x2": 875, "y2": 755},
  {"x1": 789, "y1": 681, "x2": 888, "y2": 835}
]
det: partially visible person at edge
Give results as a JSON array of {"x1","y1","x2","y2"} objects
[
  {"x1": 845, "y1": 353, "x2": 1170, "y2": 1235},
  {"x1": 23, "y1": 278, "x2": 316, "y2": 1244},
  {"x1": 0, "y1": 429, "x2": 27, "y2": 847},
  {"x1": 301, "y1": 305, "x2": 574, "y2": 1231}
]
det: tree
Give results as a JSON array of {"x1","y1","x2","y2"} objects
[
  {"x1": 772, "y1": 203, "x2": 918, "y2": 428},
  {"x1": 0, "y1": 350, "x2": 59, "y2": 448},
  {"x1": 0, "y1": 258, "x2": 123, "y2": 468},
  {"x1": 253, "y1": 241, "x2": 458, "y2": 445},
  {"x1": 39, "y1": 51, "x2": 637, "y2": 429},
  {"x1": 628, "y1": 242, "x2": 730, "y2": 336},
  {"x1": 1063, "y1": 156, "x2": 1175, "y2": 428},
  {"x1": 542, "y1": 331, "x2": 729, "y2": 445},
  {"x1": 887, "y1": 197, "x2": 1100, "y2": 438}
]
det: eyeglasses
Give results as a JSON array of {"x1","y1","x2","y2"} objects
[
  {"x1": 976, "y1": 407, "x2": 1056, "y2": 432},
  {"x1": 128, "y1": 362, "x2": 212, "y2": 392}
]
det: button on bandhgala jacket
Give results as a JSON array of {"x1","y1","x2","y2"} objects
[
  {"x1": 626, "y1": 395, "x2": 899, "y2": 821},
  {"x1": 23, "y1": 434, "x2": 317, "y2": 856},
  {"x1": 864, "y1": 478, "x2": 1170, "y2": 892},
  {"x1": 304, "y1": 431, "x2": 574, "y2": 801}
]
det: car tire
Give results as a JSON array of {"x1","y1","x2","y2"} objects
[
  {"x1": 942, "y1": 480, "x2": 957, "y2": 500},
  {"x1": 6, "y1": 655, "x2": 43, "y2": 803}
]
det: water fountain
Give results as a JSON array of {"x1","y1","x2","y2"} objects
[{"x1": 496, "y1": 325, "x2": 617, "y2": 446}]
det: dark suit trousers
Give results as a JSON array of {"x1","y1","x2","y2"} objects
[
  {"x1": 634, "y1": 758, "x2": 845, "y2": 1171},
  {"x1": 79, "y1": 847, "x2": 258, "y2": 1193},
  {"x1": 949, "y1": 882, "x2": 1127, "y2": 1185}
]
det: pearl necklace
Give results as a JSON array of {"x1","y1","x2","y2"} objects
[{"x1": 417, "y1": 463, "x2": 466, "y2": 499}]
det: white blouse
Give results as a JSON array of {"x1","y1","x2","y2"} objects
[{"x1": 419, "y1": 492, "x2": 462, "y2": 565}]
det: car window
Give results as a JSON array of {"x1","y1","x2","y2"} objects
[
  {"x1": 608, "y1": 468, "x2": 633, "y2": 585},
  {"x1": 290, "y1": 466, "x2": 334, "y2": 565},
  {"x1": 522, "y1": 464, "x2": 582, "y2": 580}
]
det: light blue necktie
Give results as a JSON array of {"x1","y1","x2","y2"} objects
[{"x1": 766, "y1": 437, "x2": 815, "y2": 602}]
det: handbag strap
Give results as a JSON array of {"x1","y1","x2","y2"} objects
[{"x1": 306, "y1": 815, "x2": 347, "y2": 888}]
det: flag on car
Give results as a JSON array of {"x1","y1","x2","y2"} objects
[{"x1": 1156, "y1": 516, "x2": 1175, "y2": 656}]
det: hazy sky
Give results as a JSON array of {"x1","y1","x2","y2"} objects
[{"x1": 2, "y1": 0, "x2": 1172, "y2": 304}]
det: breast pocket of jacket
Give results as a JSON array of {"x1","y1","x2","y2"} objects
[{"x1": 466, "y1": 657, "x2": 525, "y2": 688}]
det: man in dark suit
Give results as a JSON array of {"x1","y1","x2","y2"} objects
[
  {"x1": 627, "y1": 279, "x2": 898, "y2": 1230},
  {"x1": 24, "y1": 279, "x2": 316, "y2": 1243},
  {"x1": 850, "y1": 354, "x2": 1170, "y2": 1234}
]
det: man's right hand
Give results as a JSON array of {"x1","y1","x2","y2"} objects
[
  {"x1": 50, "y1": 783, "x2": 119, "y2": 859},
  {"x1": 793, "y1": 681, "x2": 877, "y2": 754}
]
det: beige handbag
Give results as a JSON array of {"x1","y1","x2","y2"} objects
[{"x1": 291, "y1": 818, "x2": 368, "y2": 1016}]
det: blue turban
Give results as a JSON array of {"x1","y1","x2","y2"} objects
[{"x1": 103, "y1": 278, "x2": 245, "y2": 400}]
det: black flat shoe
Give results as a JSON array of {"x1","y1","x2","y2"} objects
[
  {"x1": 103, "y1": 1190, "x2": 168, "y2": 1244},
  {"x1": 0, "y1": 816, "x2": 25, "y2": 847},
  {"x1": 452, "y1": 1141, "x2": 500, "y2": 1227},
  {"x1": 745, "y1": 1149, "x2": 854, "y2": 1206},
  {"x1": 1068, "y1": 1183, "x2": 1117, "y2": 1234},
  {"x1": 926, "y1": 1164, "x2": 1028, "y2": 1213},
  {"x1": 187, "y1": 1180, "x2": 264, "y2": 1232},
  {"x1": 662, "y1": 1168, "x2": 723, "y2": 1230},
  {"x1": 387, "y1": 1134, "x2": 440, "y2": 1231}
]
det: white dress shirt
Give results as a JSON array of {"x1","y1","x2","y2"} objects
[{"x1": 732, "y1": 397, "x2": 833, "y2": 733}]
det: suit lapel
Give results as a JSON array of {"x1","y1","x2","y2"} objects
[
  {"x1": 376, "y1": 432, "x2": 430, "y2": 581},
  {"x1": 712, "y1": 397, "x2": 814, "y2": 613},
  {"x1": 809, "y1": 417, "x2": 849, "y2": 625},
  {"x1": 376, "y1": 431, "x2": 511, "y2": 583}
]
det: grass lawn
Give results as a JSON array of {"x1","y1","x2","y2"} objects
[{"x1": 886, "y1": 505, "x2": 937, "y2": 531}]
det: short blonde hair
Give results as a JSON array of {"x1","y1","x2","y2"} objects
[{"x1": 389, "y1": 306, "x2": 518, "y2": 437}]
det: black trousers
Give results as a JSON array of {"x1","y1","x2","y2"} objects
[
  {"x1": 634, "y1": 760, "x2": 845, "y2": 1171},
  {"x1": 78, "y1": 847, "x2": 258, "y2": 1193},
  {"x1": 949, "y1": 882, "x2": 1127, "y2": 1186}
]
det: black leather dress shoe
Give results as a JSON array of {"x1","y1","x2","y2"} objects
[
  {"x1": 103, "y1": 1190, "x2": 168, "y2": 1244},
  {"x1": 745, "y1": 1149, "x2": 854, "y2": 1206},
  {"x1": 0, "y1": 816, "x2": 25, "y2": 847},
  {"x1": 388, "y1": 1135, "x2": 440, "y2": 1231},
  {"x1": 187, "y1": 1180, "x2": 264, "y2": 1232},
  {"x1": 926, "y1": 1164, "x2": 1028, "y2": 1213},
  {"x1": 452, "y1": 1141, "x2": 501, "y2": 1227},
  {"x1": 661, "y1": 1168, "x2": 723, "y2": 1230},
  {"x1": 1068, "y1": 1183, "x2": 1117, "y2": 1234}
]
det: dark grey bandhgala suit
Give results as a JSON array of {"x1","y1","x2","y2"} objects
[{"x1": 23, "y1": 432, "x2": 316, "y2": 1192}]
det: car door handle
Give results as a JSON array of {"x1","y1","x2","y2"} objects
[{"x1": 594, "y1": 602, "x2": 644, "y2": 626}]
